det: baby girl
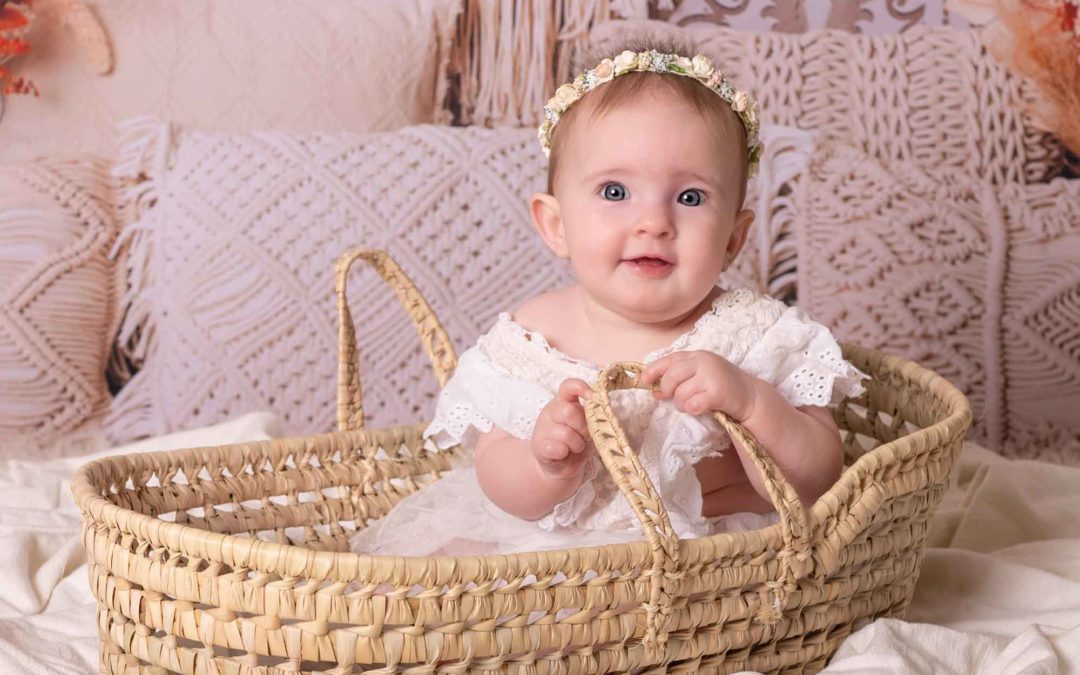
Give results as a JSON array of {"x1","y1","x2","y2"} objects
[{"x1": 351, "y1": 39, "x2": 867, "y2": 557}]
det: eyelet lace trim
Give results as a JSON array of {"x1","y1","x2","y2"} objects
[{"x1": 423, "y1": 288, "x2": 869, "y2": 530}]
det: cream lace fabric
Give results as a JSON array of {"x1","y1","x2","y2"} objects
[{"x1": 350, "y1": 288, "x2": 867, "y2": 556}]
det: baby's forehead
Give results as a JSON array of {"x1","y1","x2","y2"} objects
[
  {"x1": 546, "y1": 72, "x2": 751, "y2": 192},
  {"x1": 568, "y1": 96, "x2": 743, "y2": 162}
]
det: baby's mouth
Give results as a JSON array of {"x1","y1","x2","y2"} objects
[
  {"x1": 624, "y1": 255, "x2": 675, "y2": 276},
  {"x1": 626, "y1": 256, "x2": 672, "y2": 267}
]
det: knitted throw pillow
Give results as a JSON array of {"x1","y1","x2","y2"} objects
[
  {"x1": 0, "y1": 159, "x2": 119, "y2": 447},
  {"x1": 586, "y1": 21, "x2": 1062, "y2": 185},
  {"x1": 797, "y1": 143, "x2": 1080, "y2": 464},
  {"x1": 105, "y1": 121, "x2": 809, "y2": 442}
]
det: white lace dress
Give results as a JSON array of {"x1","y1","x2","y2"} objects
[{"x1": 349, "y1": 288, "x2": 868, "y2": 557}]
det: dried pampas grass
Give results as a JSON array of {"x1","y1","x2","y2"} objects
[{"x1": 952, "y1": 0, "x2": 1080, "y2": 166}]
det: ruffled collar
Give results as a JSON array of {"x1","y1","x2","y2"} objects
[{"x1": 492, "y1": 287, "x2": 757, "y2": 372}]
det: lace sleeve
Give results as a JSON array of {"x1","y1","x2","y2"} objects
[
  {"x1": 424, "y1": 342, "x2": 601, "y2": 528},
  {"x1": 740, "y1": 305, "x2": 869, "y2": 407},
  {"x1": 423, "y1": 347, "x2": 555, "y2": 455}
]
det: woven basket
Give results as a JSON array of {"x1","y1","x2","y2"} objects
[{"x1": 74, "y1": 248, "x2": 972, "y2": 674}]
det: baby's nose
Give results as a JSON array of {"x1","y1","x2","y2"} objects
[{"x1": 635, "y1": 212, "x2": 675, "y2": 237}]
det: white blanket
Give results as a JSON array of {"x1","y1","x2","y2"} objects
[
  {"x1": 0, "y1": 413, "x2": 281, "y2": 674},
  {"x1": 819, "y1": 443, "x2": 1080, "y2": 674},
  {"x1": 1, "y1": 424, "x2": 1078, "y2": 674}
]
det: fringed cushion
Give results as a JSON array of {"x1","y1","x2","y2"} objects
[
  {"x1": 104, "y1": 121, "x2": 811, "y2": 443},
  {"x1": 0, "y1": 158, "x2": 119, "y2": 452},
  {"x1": 796, "y1": 142, "x2": 1080, "y2": 464}
]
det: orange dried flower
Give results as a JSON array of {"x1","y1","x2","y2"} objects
[
  {"x1": 0, "y1": 0, "x2": 34, "y2": 98},
  {"x1": 961, "y1": 0, "x2": 1080, "y2": 161},
  {"x1": 0, "y1": 1, "x2": 30, "y2": 31}
]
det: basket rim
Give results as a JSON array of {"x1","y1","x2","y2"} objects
[{"x1": 72, "y1": 343, "x2": 972, "y2": 585}]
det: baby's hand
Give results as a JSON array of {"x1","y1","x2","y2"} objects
[
  {"x1": 640, "y1": 351, "x2": 757, "y2": 420},
  {"x1": 531, "y1": 378, "x2": 594, "y2": 481}
]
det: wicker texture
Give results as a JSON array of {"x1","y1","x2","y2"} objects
[
  {"x1": 797, "y1": 143, "x2": 1080, "y2": 465},
  {"x1": 75, "y1": 249, "x2": 972, "y2": 674}
]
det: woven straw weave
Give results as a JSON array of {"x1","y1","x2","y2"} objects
[{"x1": 75, "y1": 249, "x2": 972, "y2": 674}]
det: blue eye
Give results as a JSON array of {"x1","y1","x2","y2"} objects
[
  {"x1": 678, "y1": 189, "x2": 704, "y2": 206},
  {"x1": 601, "y1": 183, "x2": 627, "y2": 201}
]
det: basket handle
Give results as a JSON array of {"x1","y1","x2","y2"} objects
[
  {"x1": 334, "y1": 248, "x2": 458, "y2": 431},
  {"x1": 583, "y1": 362, "x2": 813, "y2": 654}
]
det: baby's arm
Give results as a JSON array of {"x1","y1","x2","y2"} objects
[
  {"x1": 730, "y1": 386, "x2": 844, "y2": 507},
  {"x1": 474, "y1": 379, "x2": 594, "y2": 520},
  {"x1": 642, "y1": 351, "x2": 843, "y2": 509}
]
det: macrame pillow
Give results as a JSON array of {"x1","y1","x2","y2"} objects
[
  {"x1": 797, "y1": 143, "x2": 1080, "y2": 464},
  {"x1": 105, "y1": 121, "x2": 810, "y2": 442},
  {"x1": 1, "y1": 0, "x2": 461, "y2": 162},
  {"x1": 581, "y1": 21, "x2": 1062, "y2": 185},
  {"x1": 0, "y1": 159, "x2": 119, "y2": 448}
]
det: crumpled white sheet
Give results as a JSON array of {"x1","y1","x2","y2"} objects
[
  {"x1": 0, "y1": 412, "x2": 281, "y2": 674},
  {"x1": 821, "y1": 620, "x2": 1080, "y2": 674},
  {"x1": 807, "y1": 443, "x2": 1080, "y2": 675},
  {"x1": 2, "y1": 426, "x2": 1079, "y2": 674}
]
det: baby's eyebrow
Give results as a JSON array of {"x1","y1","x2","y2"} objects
[
  {"x1": 581, "y1": 167, "x2": 721, "y2": 186},
  {"x1": 671, "y1": 170, "x2": 720, "y2": 185},
  {"x1": 581, "y1": 167, "x2": 636, "y2": 184}
]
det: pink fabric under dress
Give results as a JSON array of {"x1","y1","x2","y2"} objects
[{"x1": 349, "y1": 288, "x2": 868, "y2": 557}]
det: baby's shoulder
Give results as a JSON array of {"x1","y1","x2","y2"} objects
[{"x1": 509, "y1": 288, "x2": 576, "y2": 336}]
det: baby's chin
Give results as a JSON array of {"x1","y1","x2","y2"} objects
[{"x1": 597, "y1": 290, "x2": 710, "y2": 327}]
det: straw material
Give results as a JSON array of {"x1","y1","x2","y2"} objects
[{"x1": 73, "y1": 249, "x2": 973, "y2": 674}]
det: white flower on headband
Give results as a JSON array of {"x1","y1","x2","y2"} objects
[
  {"x1": 612, "y1": 50, "x2": 638, "y2": 76},
  {"x1": 691, "y1": 55, "x2": 713, "y2": 79},
  {"x1": 538, "y1": 49, "x2": 763, "y2": 167}
]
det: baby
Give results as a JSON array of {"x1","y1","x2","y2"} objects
[{"x1": 350, "y1": 38, "x2": 867, "y2": 557}]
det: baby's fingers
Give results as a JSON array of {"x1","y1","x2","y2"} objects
[
  {"x1": 551, "y1": 400, "x2": 588, "y2": 436},
  {"x1": 640, "y1": 353, "x2": 688, "y2": 388},
  {"x1": 536, "y1": 424, "x2": 585, "y2": 459},
  {"x1": 652, "y1": 360, "x2": 696, "y2": 399},
  {"x1": 557, "y1": 378, "x2": 592, "y2": 402},
  {"x1": 535, "y1": 439, "x2": 571, "y2": 462}
]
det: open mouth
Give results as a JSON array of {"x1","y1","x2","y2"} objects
[
  {"x1": 625, "y1": 256, "x2": 674, "y2": 276},
  {"x1": 626, "y1": 256, "x2": 672, "y2": 266}
]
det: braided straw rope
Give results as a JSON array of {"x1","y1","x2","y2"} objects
[
  {"x1": 73, "y1": 249, "x2": 973, "y2": 674},
  {"x1": 335, "y1": 249, "x2": 458, "y2": 431},
  {"x1": 584, "y1": 363, "x2": 813, "y2": 656}
]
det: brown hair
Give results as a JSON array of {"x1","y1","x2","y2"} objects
[{"x1": 545, "y1": 38, "x2": 750, "y2": 204}]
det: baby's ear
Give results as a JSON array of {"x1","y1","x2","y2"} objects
[
  {"x1": 724, "y1": 208, "x2": 756, "y2": 268},
  {"x1": 530, "y1": 192, "x2": 569, "y2": 258}
]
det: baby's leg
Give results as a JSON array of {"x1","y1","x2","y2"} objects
[{"x1": 695, "y1": 453, "x2": 773, "y2": 516}]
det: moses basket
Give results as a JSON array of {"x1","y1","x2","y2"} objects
[{"x1": 74, "y1": 248, "x2": 972, "y2": 674}]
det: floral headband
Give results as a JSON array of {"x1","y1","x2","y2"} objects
[{"x1": 538, "y1": 50, "x2": 763, "y2": 166}]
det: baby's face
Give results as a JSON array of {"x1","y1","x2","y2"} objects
[{"x1": 535, "y1": 92, "x2": 753, "y2": 325}]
